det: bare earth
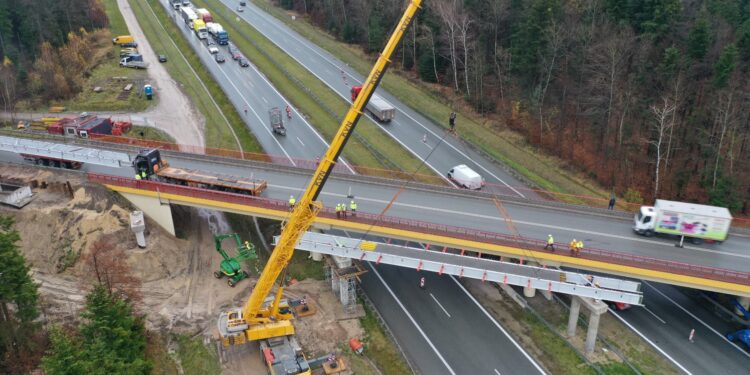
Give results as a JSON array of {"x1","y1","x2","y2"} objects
[
  {"x1": 116, "y1": 0, "x2": 205, "y2": 147},
  {"x1": 1, "y1": 165, "x2": 362, "y2": 374}
]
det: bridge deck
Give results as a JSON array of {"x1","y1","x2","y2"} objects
[{"x1": 88, "y1": 173, "x2": 750, "y2": 296}]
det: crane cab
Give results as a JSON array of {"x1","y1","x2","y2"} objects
[{"x1": 133, "y1": 149, "x2": 166, "y2": 177}]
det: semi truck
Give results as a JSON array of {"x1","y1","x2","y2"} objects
[
  {"x1": 350, "y1": 86, "x2": 396, "y2": 122},
  {"x1": 193, "y1": 19, "x2": 208, "y2": 39},
  {"x1": 180, "y1": 7, "x2": 198, "y2": 28},
  {"x1": 196, "y1": 8, "x2": 213, "y2": 22},
  {"x1": 207, "y1": 23, "x2": 229, "y2": 45},
  {"x1": 633, "y1": 199, "x2": 733, "y2": 244}
]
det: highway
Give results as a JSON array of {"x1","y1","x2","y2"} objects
[
  {"x1": 156, "y1": 0, "x2": 355, "y2": 172},
  {"x1": 213, "y1": 0, "x2": 533, "y2": 198}
]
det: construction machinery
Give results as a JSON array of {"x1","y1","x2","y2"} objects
[
  {"x1": 213, "y1": 233, "x2": 257, "y2": 287},
  {"x1": 216, "y1": 0, "x2": 422, "y2": 373}
]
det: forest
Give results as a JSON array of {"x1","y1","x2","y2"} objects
[
  {"x1": 280, "y1": 0, "x2": 750, "y2": 212},
  {"x1": 0, "y1": 0, "x2": 109, "y2": 109}
]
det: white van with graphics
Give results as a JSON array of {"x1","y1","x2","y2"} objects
[{"x1": 447, "y1": 164, "x2": 484, "y2": 190}]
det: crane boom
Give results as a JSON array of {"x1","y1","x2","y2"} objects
[{"x1": 220, "y1": 0, "x2": 423, "y2": 344}]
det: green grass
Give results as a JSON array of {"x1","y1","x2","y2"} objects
[
  {"x1": 131, "y1": 0, "x2": 262, "y2": 152},
  {"x1": 251, "y1": 0, "x2": 619, "y2": 200},
  {"x1": 359, "y1": 303, "x2": 412, "y2": 375},
  {"x1": 62, "y1": 59, "x2": 153, "y2": 112},
  {"x1": 102, "y1": 0, "x2": 129, "y2": 37},
  {"x1": 196, "y1": 0, "x2": 433, "y2": 173},
  {"x1": 130, "y1": 125, "x2": 176, "y2": 142},
  {"x1": 147, "y1": 334, "x2": 179, "y2": 375},
  {"x1": 175, "y1": 335, "x2": 221, "y2": 375},
  {"x1": 522, "y1": 314, "x2": 597, "y2": 375}
]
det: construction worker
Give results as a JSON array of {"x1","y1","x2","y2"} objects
[
  {"x1": 576, "y1": 240, "x2": 584, "y2": 256},
  {"x1": 449, "y1": 111, "x2": 456, "y2": 132},
  {"x1": 335, "y1": 203, "x2": 342, "y2": 218},
  {"x1": 544, "y1": 234, "x2": 555, "y2": 251},
  {"x1": 140, "y1": 170, "x2": 147, "y2": 180},
  {"x1": 340, "y1": 202, "x2": 347, "y2": 218},
  {"x1": 569, "y1": 238, "x2": 577, "y2": 256},
  {"x1": 288, "y1": 195, "x2": 296, "y2": 210},
  {"x1": 349, "y1": 200, "x2": 357, "y2": 216},
  {"x1": 134, "y1": 173, "x2": 142, "y2": 180}
]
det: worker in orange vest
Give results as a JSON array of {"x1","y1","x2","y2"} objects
[{"x1": 569, "y1": 239, "x2": 578, "y2": 256}]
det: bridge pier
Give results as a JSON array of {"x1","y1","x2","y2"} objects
[
  {"x1": 735, "y1": 296, "x2": 750, "y2": 317},
  {"x1": 119, "y1": 192, "x2": 175, "y2": 236},
  {"x1": 566, "y1": 296, "x2": 608, "y2": 354}
]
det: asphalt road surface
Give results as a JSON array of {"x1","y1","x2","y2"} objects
[{"x1": 215, "y1": 0, "x2": 535, "y2": 198}]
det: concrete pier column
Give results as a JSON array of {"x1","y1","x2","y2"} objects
[
  {"x1": 585, "y1": 311, "x2": 601, "y2": 354},
  {"x1": 734, "y1": 296, "x2": 750, "y2": 317},
  {"x1": 523, "y1": 286, "x2": 536, "y2": 297},
  {"x1": 129, "y1": 211, "x2": 146, "y2": 248},
  {"x1": 567, "y1": 297, "x2": 581, "y2": 337}
]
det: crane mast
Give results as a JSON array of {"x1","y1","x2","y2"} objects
[{"x1": 219, "y1": 0, "x2": 423, "y2": 345}]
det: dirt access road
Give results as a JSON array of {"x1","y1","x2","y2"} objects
[{"x1": 116, "y1": 0, "x2": 205, "y2": 147}]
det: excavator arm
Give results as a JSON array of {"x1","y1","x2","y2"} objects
[{"x1": 224, "y1": 0, "x2": 423, "y2": 342}]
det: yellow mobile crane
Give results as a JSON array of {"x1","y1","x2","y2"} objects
[{"x1": 217, "y1": 0, "x2": 422, "y2": 373}]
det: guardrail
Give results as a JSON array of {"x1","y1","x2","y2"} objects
[{"x1": 88, "y1": 173, "x2": 750, "y2": 287}]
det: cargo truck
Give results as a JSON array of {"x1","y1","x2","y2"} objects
[
  {"x1": 112, "y1": 35, "x2": 134, "y2": 45},
  {"x1": 207, "y1": 23, "x2": 229, "y2": 45},
  {"x1": 196, "y1": 8, "x2": 213, "y2": 22},
  {"x1": 193, "y1": 19, "x2": 208, "y2": 39},
  {"x1": 633, "y1": 199, "x2": 732, "y2": 245},
  {"x1": 180, "y1": 7, "x2": 198, "y2": 28},
  {"x1": 350, "y1": 86, "x2": 396, "y2": 122}
]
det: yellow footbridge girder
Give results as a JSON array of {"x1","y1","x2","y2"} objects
[{"x1": 107, "y1": 184, "x2": 750, "y2": 297}]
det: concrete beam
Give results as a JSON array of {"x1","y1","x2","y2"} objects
[{"x1": 119, "y1": 192, "x2": 175, "y2": 236}]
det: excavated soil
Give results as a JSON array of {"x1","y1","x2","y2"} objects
[{"x1": 0, "y1": 164, "x2": 363, "y2": 373}]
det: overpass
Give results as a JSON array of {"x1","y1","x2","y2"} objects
[{"x1": 87, "y1": 172, "x2": 750, "y2": 297}]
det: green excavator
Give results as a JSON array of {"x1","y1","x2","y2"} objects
[{"x1": 213, "y1": 233, "x2": 257, "y2": 287}]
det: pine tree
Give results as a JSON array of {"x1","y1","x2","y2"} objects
[{"x1": 0, "y1": 215, "x2": 40, "y2": 373}]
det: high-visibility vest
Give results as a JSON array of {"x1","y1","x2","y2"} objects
[
  {"x1": 289, "y1": 197, "x2": 296, "y2": 205},
  {"x1": 141, "y1": 171, "x2": 147, "y2": 178},
  {"x1": 350, "y1": 201, "x2": 357, "y2": 210},
  {"x1": 577, "y1": 241, "x2": 584, "y2": 249},
  {"x1": 547, "y1": 236, "x2": 554, "y2": 244},
  {"x1": 335, "y1": 204, "x2": 341, "y2": 212},
  {"x1": 135, "y1": 174, "x2": 141, "y2": 180}
]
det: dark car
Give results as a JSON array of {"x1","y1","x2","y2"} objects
[
  {"x1": 121, "y1": 42, "x2": 138, "y2": 48},
  {"x1": 158, "y1": 54, "x2": 167, "y2": 63},
  {"x1": 238, "y1": 58, "x2": 249, "y2": 67},
  {"x1": 214, "y1": 53, "x2": 225, "y2": 63},
  {"x1": 239, "y1": 1, "x2": 246, "y2": 5}
]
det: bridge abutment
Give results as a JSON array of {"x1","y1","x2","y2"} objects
[{"x1": 119, "y1": 192, "x2": 175, "y2": 236}]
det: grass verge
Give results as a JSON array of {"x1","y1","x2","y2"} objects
[
  {"x1": 197, "y1": 0, "x2": 433, "y2": 173},
  {"x1": 131, "y1": 125, "x2": 176, "y2": 142},
  {"x1": 175, "y1": 335, "x2": 222, "y2": 375},
  {"x1": 147, "y1": 334, "x2": 179, "y2": 375},
  {"x1": 358, "y1": 303, "x2": 412, "y2": 375},
  {"x1": 250, "y1": 0, "x2": 617, "y2": 200},
  {"x1": 130, "y1": 0, "x2": 262, "y2": 151}
]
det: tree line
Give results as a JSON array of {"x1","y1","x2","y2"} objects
[
  {"x1": 281, "y1": 0, "x2": 749, "y2": 212},
  {"x1": 0, "y1": 0, "x2": 109, "y2": 111}
]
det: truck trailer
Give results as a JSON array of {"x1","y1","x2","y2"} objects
[
  {"x1": 633, "y1": 199, "x2": 732, "y2": 244},
  {"x1": 180, "y1": 7, "x2": 198, "y2": 28},
  {"x1": 196, "y1": 8, "x2": 213, "y2": 22},
  {"x1": 350, "y1": 86, "x2": 396, "y2": 122},
  {"x1": 193, "y1": 19, "x2": 208, "y2": 39},
  {"x1": 207, "y1": 23, "x2": 229, "y2": 45}
]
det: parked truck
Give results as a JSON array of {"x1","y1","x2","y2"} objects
[
  {"x1": 207, "y1": 23, "x2": 229, "y2": 45},
  {"x1": 350, "y1": 86, "x2": 396, "y2": 122},
  {"x1": 120, "y1": 54, "x2": 149, "y2": 69},
  {"x1": 193, "y1": 19, "x2": 208, "y2": 39},
  {"x1": 180, "y1": 6, "x2": 198, "y2": 28},
  {"x1": 196, "y1": 8, "x2": 213, "y2": 23},
  {"x1": 112, "y1": 35, "x2": 134, "y2": 45},
  {"x1": 633, "y1": 199, "x2": 733, "y2": 244}
]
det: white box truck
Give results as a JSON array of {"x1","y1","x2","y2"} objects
[
  {"x1": 633, "y1": 199, "x2": 732, "y2": 244},
  {"x1": 351, "y1": 86, "x2": 396, "y2": 122}
]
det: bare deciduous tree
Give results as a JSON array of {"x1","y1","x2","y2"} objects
[
  {"x1": 535, "y1": 18, "x2": 566, "y2": 144},
  {"x1": 649, "y1": 98, "x2": 676, "y2": 198}
]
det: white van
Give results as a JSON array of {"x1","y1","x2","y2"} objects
[{"x1": 447, "y1": 164, "x2": 484, "y2": 190}]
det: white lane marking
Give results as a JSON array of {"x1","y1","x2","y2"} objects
[
  {"x1": 235, "y1": 1, "x2": 452, "y2": 185},
  {"x1": 609, "y1": 310, "x2": 692, "y2": 375},
  {"x1": 429, "y1": 293, "x2": 451, "y2": 318},
  {"x1": 645, "y1": 282, "x2": 750, "y2": 358},
  {"x1": 238, "y1": 1, "x2": 520, "y2": 195},
  {"x1": 296, "y1": 137, "x2": 305, "y2": 147},
  {"x1": 262, "y1": 96, "x2": 268, "y2": 104},
  {"x1": 642, "y1": 306, "x2": 667, "y2": 324},
  {"x1": 450, "y1": 276, "x2": 546, "y2": 374},
  {"x1": 267, "y1": 183, "x2": 750, "y2": 261},
  {"x1": 494, "y1": 369, "x2": 502, "y2": 375},
  {"x1": 213, "y1": 64, "x2": 295, "y2": 165},
  {"x1": 223, "y1": 27, "x2": 356, "y2": 175},
  {"x1": 366, "y1": 263, "x2": 457, "y2": 375}
]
